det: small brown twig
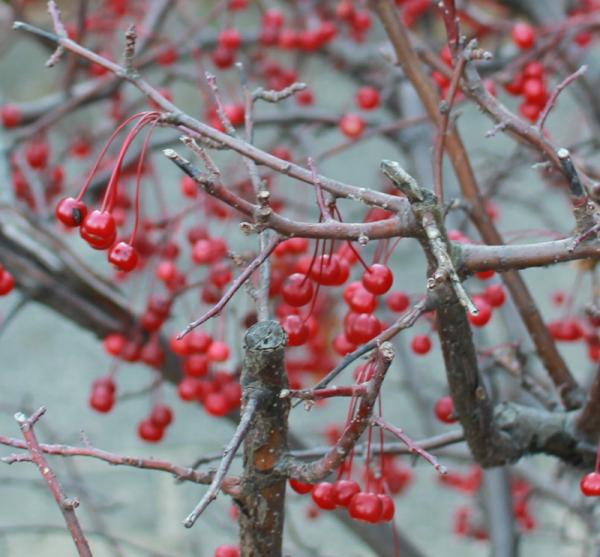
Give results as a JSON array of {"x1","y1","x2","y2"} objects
[
  {"x1": 372, "y1": 416, "x2": 448, "y2": 475},
  {"x1": 11, "y1": 407, "x2": 92, "y2": 557},
  {"x1": 183, "y1": 395, "x2": 258, "y2": 528}
]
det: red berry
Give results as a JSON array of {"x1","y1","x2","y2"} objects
[
  {"x1": 185, "y1": 330, "x2": 213, "y2": 354},
  {"x1": 103, "y1": 333, "x2": 127, "y2": 357},
  {"x1": 522, "y1": 78, "x2": 547, "y2": 105},
  {"x1": 108, "y1": 242, "x2": 138, "y2": 272},
  {"x1": 434, "y1": 395, "x2": 457, "y2": 424},
  {"x1": 512, "y1": 22, "x2": 536, "y2": 50},
  {"x1": 80, "y1": 210, "x2": 117, "y2": 250},
  {"x1": 282, "y1": 315, "x2": 310, "y2": 346},
  {"x1": 468, "y1": 297, "x2": 492, "y2": 328},
  {"x1": 219, "y1": 28, "x2": 242, "y2": 49},
  {"x1": 362, "y1": 264, "x2": 393, "y2": 295},
  {"x1": 352, "y1": 10, "x2": 372, "y2": 32},
  {"x1": 476, "y1": 269, "x2": 495, "y2": 281},
  {"x1": 282, "y1": 273, "x2": 314, "y2": 307},
  {"x1": 333, "y1": 333, "x2": 357, "y2": 356},
  {"x1": 214, "y1": 545, "x2": 240, "y2": 557},
  {"x1": 519, "y1": 101, "x2": 542, "y2": 123},
  {"x1": 181, "y1": 176, "x2": 197, "y2": 198},
  {"x1": 221, "y1": 381, "x2": 241, "y2": 409},
  {"x1": 312, "y1": 482, "x2": 337, "y2": 510},
  {"x1": 349, "y1": 287, "x2": 377, "y2": 314},
  {"x1": 387, "y1": 291, "x2": 410, "y2": 312},
  {"x1": 155, "y1": 260, "x2": 177, "y2": 282},
  {"x1": 504, "y1": 73, "x2": 525, "y2": 96},
  {"x1": 289, "y1": 479, "x2": 314, "y2": 494},
  {"x1": 349, "y1": 492, "x2": 382, "y2": 523},
  {"x1": 212, "y1": 46, "x2": 235, "y2": 69},
  {"x1": 339, "y1": 113, "x2": 366, "y2": 139},
  {"x1": 262, "y1": 8, "x2": 284, "y2": 28},
  {"x1": 310, "y1": 254, "x2": 342, "y2": 286},
  {"x1": 209, "y1": 262, "x2": 233, "y2": 288},
  {"x1": 297, "y1": 89, "x2": 315, "y2": 108},
  {"x1": 89, "y1": 386, "x2": 115, "y2": 413},
  {"x1": 138, "y1": 418, "x2": 164, "y2": 442},
  {"x1": 140, "y1": 341, "x2": 165, "y2": 366},
  {"x1": 183, "y1": 354, "x2": 210, "y2": 377},
  {"x1": 346, "y1": 312, "x2": 381, "y2": 344},
  {"x1": 484, "y1": 284, "x2": 505, "y2": 307},
  {"x1": 223, "y1": 104, "x2": 245, "y2": 127},
  {"x1": 1, "y1": 104, "x2": 21, "y2": 128},
  {"x1": 580, "y1": 472, "x2": 600, "y2": 496},
  {"x1": 26, "y1": 141, "x2": 50, "y2": 169},
  {"x1": 157, "y1": 46, "x2": 178, "y2": 66},
  {"x1": 204, "y1": 392, "x2": 230, "y2": 417},
  {"x1": 333, "y1": 480, "x2": 361, "y2": 507},
  {"x1": 575, "y1": 31, "x2": 593, "y2": 47},
  {"x1": 177, "y1": 377, "x2": 200, "y2": 401},
  {"x1": 356, "y1": 86, "x2": 380, "y2": 110},
  {"x1": 150, "y1": 402, "x2": 173, "y2": 429},
  {"x1": 56, "y1": 197, "x2": 87, "y2": 227},
  {"x1": 523, "y1": 62, "x2": 545, "y2": 80},
  {"x1": 208, "y1": 341, "x2": 230, "y2": 362},
  {"x1": 411, "y1": 334, "x2": 432, "y2": 355},
  {"x1": 0, "y1": 270, "x2": 15, "y2": 296},
  {"x1": 378, "y1": 494, "x2": 395, "y2": 522}
]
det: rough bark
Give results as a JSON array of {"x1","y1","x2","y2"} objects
[{"x1": 238, "y1": 321, "x2": 289, "y2": 557}]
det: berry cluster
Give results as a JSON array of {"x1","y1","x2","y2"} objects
[{"x1": 441, "y1": 467, "x2": 537, "y2": 538}]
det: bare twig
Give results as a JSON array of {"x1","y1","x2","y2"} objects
[
  {"x1": 373, "y1": 416, "x2": 448, "y2": 474},
  {"x1": 46, "y1": 1, "x2": 67, "y2": 67},
  {"x1": 183, "y1": 396, "x2": 258, "y2": 528},
  {"x1": 12, "y1": 408, "x2": 92, "y2": 557},
  {"x1": 536, "y1": 65, "x2": 588, "y2": 131},
  {"x1": 177, "y1": 234, "x2": 281, "y2": 339}
]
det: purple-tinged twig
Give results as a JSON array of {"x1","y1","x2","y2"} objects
[
  {"x1": 309, "y1": 157, "x2": 333, "y2": 221},
  {"x1": 181, "y1": 136, "x2": 221, "y2": 178},
  {"x1": 373, "y1": 416, "x2": 448, "y2": 475},
  {"x1": 12, "y1": 407, "x2": 92, "y2": 557},
  {"x1": 183, "y1": 396, "x2": 258, "y2": 528},
  {"x1": 281, "y1": 384, "x2": 369, "y2": 401},
  {"x1": 177, "y1": 234, "x2": 282, "y2": 339},
  {"x1": 252, "y1": 82, "x2": 307, "y2": 103},
  {"x1": 0, "y1": 428, "x2": 239, "y2": 489},
  {"x1": 46, "y1": 1, "x2": 67, "y2": 67},
  {"x1": 536, "y1": 65, "x2": 588, "y2": 131},
  {"x1": 286, "y1": 344, "x2": 394, "y2": 482}
]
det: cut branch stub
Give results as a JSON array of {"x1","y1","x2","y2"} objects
[{"x1": 238, "y1": 321, "x2": 289, "y2": 557}]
